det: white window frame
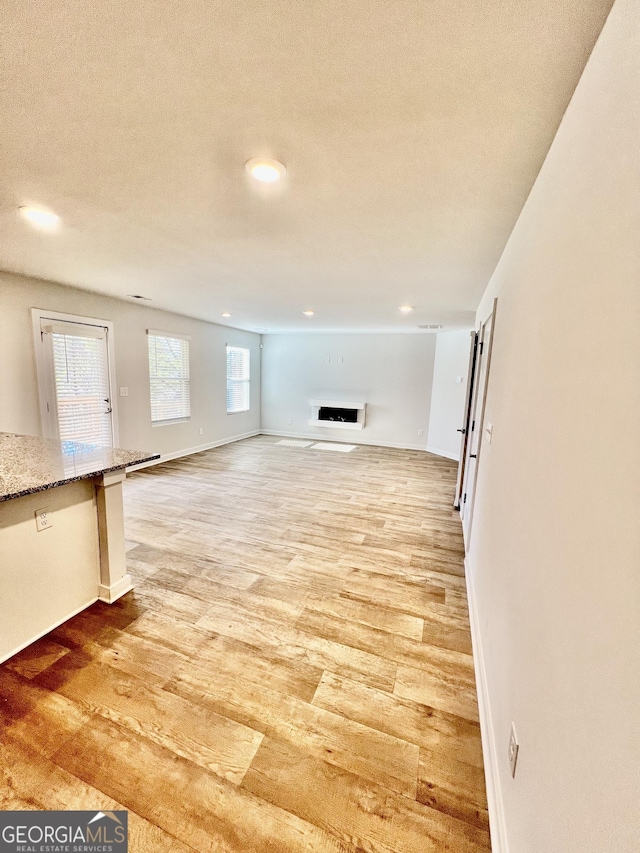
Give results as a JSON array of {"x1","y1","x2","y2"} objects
[
  {"x1": 147, "y1": 329, "x2": 191, "y2": 426},
  {"x1": 226, "y1": 345, "x2": 251, "y2": 414},
  {"x1": 31, "y1": 308, "x2": 120, "y2": 445}
]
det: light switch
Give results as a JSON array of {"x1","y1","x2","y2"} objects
[
  {"x1": 456, "y1": 376, "x2": 464, "y2": 384},
  {"x1": 119, "y1": 387, "x2": 129, "y2": 397}
]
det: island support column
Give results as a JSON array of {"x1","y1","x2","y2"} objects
[{"x1": 95, "y1": 469, "x2": 133, "y2": 603}]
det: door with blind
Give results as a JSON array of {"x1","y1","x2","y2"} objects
[{"x1": 34, "y1": 313, "x2": 117, "y2": 447}]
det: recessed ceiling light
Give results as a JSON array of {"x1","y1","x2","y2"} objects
[
  {"x1": 221, "y1": 312, "x2": 232, "y2": 318},
  {"x1": 399, "y1": 305, "x2": 414, "y2": 313},
  {"x1": 418, "y1": 324, "x2": 443, "y2": 330},
  {"x1": 19, "y1": 206, "x2": 60, "y2": 230},
  {"x1": 245, "y1": 158, "x2": 286, "y2": 183},
  {"x1": 303, "y1": 310, "x2": 315, "y2": 316}
]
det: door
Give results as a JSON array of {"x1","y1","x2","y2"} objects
[
  {"x1": 454, "y1": 330, "x2": 478, "y2": 509},
  {"x1": 459, "y1": 299, "x2": 497, "y2": 547},
  {"x1": 35, "y1": 314, "x2": 117, "y2": 447}
]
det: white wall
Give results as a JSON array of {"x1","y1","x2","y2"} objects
[
  {"x1": 0, "y1": 479, "x2": 100, "y2": 663},
  {"x1": 0, "y1": 271, "x2": 261, "y2": 458},
  {"x1": 261, "y1": 334, "x2": 436, "y2": 449},
  {"x1": 467, "y1": 1, "x2": 640, "y2": 851},
  {"x1": 427, "y1": 330, "x2": 472, "y2": 460}
]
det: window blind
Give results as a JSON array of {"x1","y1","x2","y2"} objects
[
  {"x1": 226, "y1": 346, "x2": 250, "y2": 413},
  {"x1": 148, "y1": 331, "x2": 191, "y2": 423},
  {"x1": 50, "y1": 327, "x2": 113, "y2": 447}
]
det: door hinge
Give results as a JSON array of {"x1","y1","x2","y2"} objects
[
  {"x1": 472, "y1": 420, "x2": 475, "y2": 431},
  {"x1": 479, "y1": 341, "x2": 484, "y2": 354},
  {"x1": 463, "y1": 493, "x2": 467, "y2": 503}
]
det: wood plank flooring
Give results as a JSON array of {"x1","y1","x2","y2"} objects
[{"x1": 0, "y1": 436, "x2": 490, "y2": 852}]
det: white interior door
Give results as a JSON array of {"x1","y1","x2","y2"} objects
[
  {"x1": 454, "y1": 330, "x2": 478, "y2": 509},
  {"x1": 36, "y1": 316, "x2": 116, "y2": 447},
  {"x1": 460, "y1": 300, "x2": 497, "y2": 547}
]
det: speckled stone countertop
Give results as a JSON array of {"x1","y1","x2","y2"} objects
[{"x1": 0, "y1": 433, "x2": 159, "y2": 502}]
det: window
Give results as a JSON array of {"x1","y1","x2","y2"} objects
[
  {"x1": 226, "y1": 345, "x2": 250, "y2": 413},
  {"x1": 147, "y1": 330, "x2": 191, "y2": 424}
]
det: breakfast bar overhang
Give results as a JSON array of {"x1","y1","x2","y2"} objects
[{"x1": 0, "y1": 432, "x2": 158, "y2": 663}]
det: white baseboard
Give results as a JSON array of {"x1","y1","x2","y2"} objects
[
  {"x1": 126, "y1": 430, "x2": 261, "y2": 471},
  {"x1": 126, "y1": 430, "x2": 441, "y2": 465},
  {"x1": 99, "y1": 574, "x2": 133, "y2": 604},
  {"x1": 426, "y1": 445, "x2": 460, "y2": 461},
  {"x1": 465, "y1": 556, "x2": 509, "y2": 853},
  {"x1": 260, "y1": 429, "x2": 428, "y2": 452},
  {"x1": 0, "y1": 596, "x2": 99, "y2": 665}
]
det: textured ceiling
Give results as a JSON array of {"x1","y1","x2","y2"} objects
[{"x1": 0, "y1": 0, "x2": 613, "y2": 332}]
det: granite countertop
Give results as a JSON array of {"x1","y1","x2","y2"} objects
[{"x1": 0, "y1": 433, "x2": 160, "y2": 502}]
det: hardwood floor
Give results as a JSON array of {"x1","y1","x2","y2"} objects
[{"x1": 0, "y1": 436, "x2": 490, "y2": 852}]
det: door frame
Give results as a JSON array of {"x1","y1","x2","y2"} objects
[
  {"x1": 459, "y1": 298, "x2": 497, "y2": 548},
  {"x1": 31, "y1": 308, "x2": 120, "y2": 445}
]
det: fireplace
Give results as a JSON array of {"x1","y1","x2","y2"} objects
[
  {"x1": 309, "y1": 399, "x2": 366, "y2": 430},
  {"x1": 318, "y1": 406, "x2": 358, "y2": 424}
]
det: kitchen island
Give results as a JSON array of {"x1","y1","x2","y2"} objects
[{"x1": 0, "y1": 432, "x2": 158, "y2": 663}]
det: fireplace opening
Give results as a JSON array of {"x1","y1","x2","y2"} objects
[
  {"x1": 309, "y1": 399, "x2": 366, "y2": 430},
  {"x1": 318, "y1": 406, "x2": 358, "y2": 424}
]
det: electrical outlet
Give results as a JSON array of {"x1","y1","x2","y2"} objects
[
  {"x1": 288, "y1": 418, "x2": 293, "y2": 425},
  {"x1": 417, "y1": 428, "x2": 424, "y2": 437},
  {"x1": 35, "y1": 508, "x2": 52, "y2": 532},
  {"x1": 119, "y1": 387, "x2": 129, "y2": 397},
  {"x1": 199, "y1": 427, "x2": 203, "y2": 435},
  {"x1": 508, "y1": 723, "x2": 519, "y2": 778}
]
